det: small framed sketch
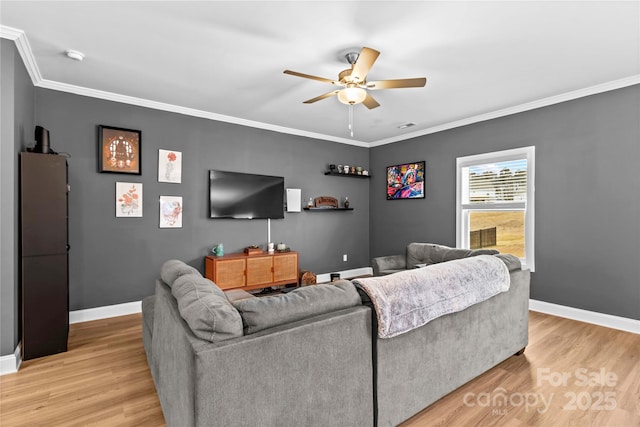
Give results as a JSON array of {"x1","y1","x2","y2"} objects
[
  {"x1": 158, "y1": 149, "x2": 182, "y2": 183},
  {"x1": 99, "y1": 125, "x2": 141, "y2": 174},
  {"x1": 116, "y1": 182, "x2": 143, "y2": 217},
  {"x1": 159, "y1": 196, "x2": 183, "y2": 228}
]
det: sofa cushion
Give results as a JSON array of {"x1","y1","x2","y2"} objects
[
  {"x1": 406, "y1": 243, "x2": 499, "y2": 269},
  {"x1": 495, "y1": 253, "x2": 522, "y2": 271},
  {"x1": 160, "y1": 259, "x2": 200, "y2": 287},
  {"x1": 232, "y1": 282, "x2": 362, "y2": 334},
  {"x1": 171, "y1": 273, "x2": 243, "y2": 342}
]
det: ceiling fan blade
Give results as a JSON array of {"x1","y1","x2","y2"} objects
[
  {"x1": 303, "y1": 90, "x2": 340, "y2": 104},
  {"x1": 362, "y1": 93, "x2": 380, "y2": 110},
  {"x1": 349, "y1": 47, "x2": 380, "y2": 83},
  {"x1": 283, "y1": 70, "x2": 338, "y2": 85},
  {"x1": 366, "y1": 77, "x2": 427, "y2": 89}
]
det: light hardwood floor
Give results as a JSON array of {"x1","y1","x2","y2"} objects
[{"x1": 1, "y1": 311, "x2": 638, "y2": 426}]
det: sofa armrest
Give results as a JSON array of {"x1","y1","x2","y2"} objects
[
  {"x1": 371, "y1": 254, "x2": 406, "y2": 276},
  {"x1": 193, "y1": 306, "x2": 373, "y2": 427}
]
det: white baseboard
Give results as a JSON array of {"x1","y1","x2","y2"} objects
[
  {"x1": 0, "y1": 343, "x2": 21, "y2": 376},
  {"x1": 69, "y1": 301, "x2": 142, "y2": 324},
  {"x1": 529, "y1": 299, "x2": 640, "y2": 335},
  {"x1": 316, "y1": 267, "x2": 373, "y2": 284}
]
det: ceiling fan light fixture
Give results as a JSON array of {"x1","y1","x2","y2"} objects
[{"x1": 337, "y1": 86, "x2": 367, "y2": 105}]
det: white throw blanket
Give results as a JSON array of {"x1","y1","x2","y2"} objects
[{"x1": 354, "y1": 255, "x2": 510, "y2": 338}]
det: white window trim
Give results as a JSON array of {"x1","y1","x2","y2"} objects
[{"x1": 456, "y1": 146, "x2": 535, "y2": 271}]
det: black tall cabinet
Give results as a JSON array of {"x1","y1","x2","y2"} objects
[{"x1": 20, "y1": 152, "x2": 69, "y2": 360}]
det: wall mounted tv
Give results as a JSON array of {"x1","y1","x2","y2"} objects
[{"x1": 209, "y1": 170, "x2": 285, "y2": 219}]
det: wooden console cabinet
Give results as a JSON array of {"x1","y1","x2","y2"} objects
[{"x1": 205, "y1": 251, "x2": 299, "y2": 291}]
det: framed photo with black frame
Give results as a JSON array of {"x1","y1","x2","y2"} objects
[
  {"x1": 386, "y1": 161, "x2": 425, "y2": 200},
  {"x1": 98, "y1": 125, "x2": 141, "y2": 175}
]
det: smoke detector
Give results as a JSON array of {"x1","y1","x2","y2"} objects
[{"x1": 65, "y1": 50, "x2": 85, "y2": 61}]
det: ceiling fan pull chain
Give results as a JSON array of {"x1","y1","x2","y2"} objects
[{"x1": 349, "y1": 104, "x2": 354, "y2": 137}]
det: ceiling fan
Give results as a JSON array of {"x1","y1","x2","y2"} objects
[{"x1": 283, "y1": 47, "x2": 427, "y2": 109}]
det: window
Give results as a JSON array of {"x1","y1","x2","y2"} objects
[{"x1": 456, "y1": 146, "x2": 535, "y2": 271}]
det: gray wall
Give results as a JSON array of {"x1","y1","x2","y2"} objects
[
  {"x1": 1, "y1": 39, "x2": 36, "y2": 355},
  {"x1": 34, "y1": 89, "x2": 370, "y2": 312},
  {"x1": 370, "y1": 85, "x2": 640, "y2": 320}
]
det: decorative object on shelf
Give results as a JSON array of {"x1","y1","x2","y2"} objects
[
  {"x1": 350, "y1": 166, "x2": 356, "y2": 174},
  {"x1": 314, "y1": 196, "x2": 339, "y2": 208},
  {"x1": 337, "y1": 165, "x2": 343, "y2": 173},
  {"x1": 344, "y1": 197, "x2": 350, "y2": 208},
  {"x1": 307, "y1": 197, "x2": 314, "y2": 208},
  {"x1": 159, "y1": 196, "x2": 183, "y2": 228},
  {"x1": 343, "y1": 164, "x2": 349, "y2": 174},
  {"x1": 386, "y1": 160, "x2": 426, "y2": 200},
  {"x1": 362, "y1": 170, "x2": 369, "y2": 176},
  {"x1": 30, "y1": 125, "x2": 55, "y2": 154},
  {"x1": 268, "y1": 242, "x2": 275, "y2": 254},
  {"x1": 356, "y1": 166, "x2": 363, "y2": 175},
  {"x1": 115, "y1": 182, "x2": 143, "y2": 217},
  {"x1": 98, "y1": 125, "x2": 141, "y2": 174},
  {"x1": 244, "y1": 246, "x2": 262, "y2": 255},
  {"x1": 213, "y1": 243, "x2": 224, "y2": 256},
  {"x1": 329, "y1": 164, "x2": 336, "y2": 172},
  {"x1": 158, "y1": 149, "x2": 182, "y2": 183},
  {"x1": 277, "y1": 242, "x2": 287, "y2": 251}
]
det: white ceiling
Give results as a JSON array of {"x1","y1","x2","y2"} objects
[{"x1": 1, "y1": 1, "x2": 639, "y2": 146}]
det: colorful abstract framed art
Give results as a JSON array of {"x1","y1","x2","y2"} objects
[{"x1": 386, "y1": 161, "x2": 425, "y2": 200}]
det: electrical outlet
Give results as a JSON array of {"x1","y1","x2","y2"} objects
[{"x1": 343, "y1": 254, "x2": 348, "y2": 262}]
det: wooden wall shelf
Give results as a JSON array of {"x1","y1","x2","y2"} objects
[{"x1": 303, "y1": 207, "x2": 353, "y2": 211}]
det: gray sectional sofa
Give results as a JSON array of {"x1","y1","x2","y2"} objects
[
  {"x1": 371, "y1": 242, "x2": 502, "y2": 276},
  {"x1": 143, "y1": 247, "x2": 530, "y2": 427}
]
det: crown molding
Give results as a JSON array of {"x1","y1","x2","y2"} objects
[
  {"x1": 0, "y1": 25, "x2": 42, "y2": 84},
  {"x1": 3, "y1": 24, "x2": 638, "y2": 148},
  {"x1": 37, "y1": 79, "x2": 370, "y2": 147},
  {"x1": 370, "y1": 74, "x2": 640, "y2": 147}
]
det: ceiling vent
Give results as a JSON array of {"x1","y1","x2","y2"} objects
[{"x1": 397, "y1": 122, "x2": 416, "y2": 129}]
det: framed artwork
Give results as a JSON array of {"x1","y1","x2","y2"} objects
[
  {"x1": 98, "y1": 125, "x2": 141, "y2": 174},
  {"x1": 158, "y1": 149, "x2": 182, "y2": 183},
  {"x1": 116, "y1": 182, "x2": 143, "y2": 217},
  {"x1": 386, "y1": 161, "x2": 425, "y2": 200},
  {"x1": 159, "y1": 196, "x2": 183, "y2": 228}
]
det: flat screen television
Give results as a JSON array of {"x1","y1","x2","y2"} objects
[{"x1": 209, "y1": 170, "x2": 285, "y2": 219}]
